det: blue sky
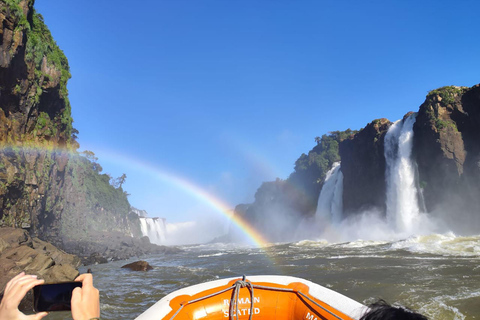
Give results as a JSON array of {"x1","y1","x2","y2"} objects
[{"x1": 35, "y1": 1, "x2": 480, "y2": 223}]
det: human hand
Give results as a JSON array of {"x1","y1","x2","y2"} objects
[
  {"x1": 0, "y1": 272, "x2": 48, "y2": 320},
  {"x1": 71, "y1": 274, "x2": 100, "y2": 320}
]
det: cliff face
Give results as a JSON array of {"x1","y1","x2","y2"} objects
[
  {"x1": 413, "y1": 85, "x2": 480, "y2": 230},
  {"x1": 0, "y1": 0, "x2": 73, "y2": 144},
  {"x1": 0, "y1": 0, "x2": 74, "y2": 245},
  {"x1": 235, "y1": 84, "x2": 480, "y2": 237},
  {"x1": 0, "y1": 1, "x2": 143, "y2": 253},
  {"x1": 339, "y1": 118, "x2": 391, "y2": 215},
  {"x1": 61, "y1": 155, "x2": 140, "y2": 243},
  {"x1": 233, "y1": 131, "x2": 356, "y2": 242}
]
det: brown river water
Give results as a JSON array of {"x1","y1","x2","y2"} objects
[{"x1": 44, "y1": 233, "x2": 479, "y2": 320}]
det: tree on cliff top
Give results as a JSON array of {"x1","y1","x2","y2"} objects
[{"x1": 287, "y1": 129, "x2": 358, "y2": 216}]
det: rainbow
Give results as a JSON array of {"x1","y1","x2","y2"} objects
[
  {"x1": 0, "y1": 144, "x2": 271, "y2": 248},
  {"x1": 93, "y1": 148, "x2": 272, "y2": 248}
]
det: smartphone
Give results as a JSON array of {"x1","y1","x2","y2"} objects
[{"x1": 33, "y1": 282, "x2": 82, "y2": 312}]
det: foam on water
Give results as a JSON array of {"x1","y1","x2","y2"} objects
[
  {"x1": 335, "y1": 239, "x2": 390, "y2": 249},
  {"x1": 293, "y1": 239, "x2": 330, "y2": 247},
  {"x1": 198, "y1": 252, "x2": 227, "y2": 258},
  {"x1": 390, "y1": 233, "x2": 480, "y2": 257}
]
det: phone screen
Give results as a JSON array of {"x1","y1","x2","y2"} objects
[{"x1": 33, "y1": 282, "x2": 82, "y2": 312}]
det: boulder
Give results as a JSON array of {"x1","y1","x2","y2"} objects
[
  {"x1": 121, "y1": 261, "x2": 153, "y2": 271},
  {"x1": 32, "y1": 237, "x2": 81, "y2": 268}
]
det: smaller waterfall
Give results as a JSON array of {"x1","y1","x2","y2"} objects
[
  {"x1": 384, "y1": 114, "x2": 420, "y2": 232},
  {"x1": 316, "y1": 162, "x2": 344, "y2": 224},
  {"x1": 139, "y1": 217, "x2": 167, "y2": 245}
]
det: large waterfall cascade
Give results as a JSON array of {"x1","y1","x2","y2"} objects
[
  {"x1": 384, "y1": 114, "x2": 421, "y2": 232},
  {"x1": 315, "y1": 162, "x2": 344, "y2": 224},
  {"x1": 139, "y1": 217, "x2": 167, "y2": 245}
]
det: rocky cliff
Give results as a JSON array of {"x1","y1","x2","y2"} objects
[
  {"x1": 0, "y1": 0, "x2": 74, "y2": 244},
  {"x1": 339, "y1": 118, "x2": 391, "y2": 215},
  {"x1": 234, "y1": 84, "x2": 480, "y2": 238},
  {"x1": 233, "y1": 130, "x2": 357, "y2": 242},
  {"x1": 0, "y1": 0, "x2": 168, "y2": 261},
  {"x1": 413, "y1": 85, "x2": 480, "y2": 232}
]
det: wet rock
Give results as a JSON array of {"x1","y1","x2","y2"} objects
[
  {"x1": 63, "y1": 231, "x2": 181, "y2": 265},
  {"x1": 32, "y1": 238, "x2": 81, "y2": 268},
  {"x1": 121, "y1": 261, "x2": 153, "y2": 271},
  {"x1": 83, "y1": 252, "x2": 108, "y2": 265},
  {"x1": 0, "y1": 228, "x2": 80, "y2": 302},
  {"x1": 0, "y1": 228, "x2": 81, "y2": 313}
]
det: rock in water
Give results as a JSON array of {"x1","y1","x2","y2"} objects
[{"x1": 121, "y1": 261, "x2": 153, "y2": 271}]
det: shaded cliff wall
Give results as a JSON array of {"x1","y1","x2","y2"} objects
[
  {"x1": 0, "y1": 1, "x2": 142, "y2": 249},
  {"x1": 413, "y1": 85, "x2": 480, "y2": 232},
  {"x1": 0, "y1": 0, "x2": 75, "y2": 245},
  {"x1": 339, "y1": 118, "x2": 391, "y2": 215}
]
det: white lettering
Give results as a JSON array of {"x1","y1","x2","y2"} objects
[
  {"x1": 238, "y1": 298, "x2": 250, "y2": 304},
  {"x1": 223, "y1": 308, "x2": 261, "y2": 317},
  {"x1": 233, "y1": 297, "x2": 261, "y2": 304},
  {"x1": 306, "y1": 312, "x2": 317, "y2": 320},
  {"x1": 223, "y1": 297, "x2": 260, "y2": 306}
]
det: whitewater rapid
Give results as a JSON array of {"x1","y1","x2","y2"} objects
[{"x1": 74, "y1": 233, "x2": 480, "y2": 320}]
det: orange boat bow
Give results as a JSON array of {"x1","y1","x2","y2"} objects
[{"x1": 136, "y1": 276, "x2": 366, "y2": 320}]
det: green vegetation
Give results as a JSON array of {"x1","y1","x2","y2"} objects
[
  {"x1": 291, "y1": 129, "x2": 357, "y2": 184},
  {"x1": 69, "y1": 153, "x2": 130, "y2": 231},
  {"x1": 427, "y1": 86, "x2": 467, "y2": 105},
  {"x1": 285, "y1": 129, "x2": 358, "y2": 215},
  {"x1": 26, "y1": 11, "x2": 73, "y2": 142},
  {"x1": 35, "y1": 112, "x2": 48, "y2": 130},
  {"x1": 5, "y1": 0, "x2": 75, "y2": 145},
  {"x1": 425, "y1": 106, "x2": 458, "y2": 132},
  {"x1": 435, "y1": 118, "x2": 457, "y2": 131},
  {"x1": 4, "y1": 0, "x2": 29, "y2": 31},
  {"x1": 248, "y1": 129, "x2": 358, "y2": 219}
]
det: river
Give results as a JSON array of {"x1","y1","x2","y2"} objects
[{"x1": 45, "y1": 232, "x2": 479, "y2": 320}]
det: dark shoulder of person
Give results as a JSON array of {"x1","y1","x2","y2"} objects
[{"x1": 360, "y1": 300, "x2": 428, "y2": 320}]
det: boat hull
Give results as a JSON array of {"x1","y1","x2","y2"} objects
[{"x1": 135, "y1": 275, "x2": 366, "y2": 320}]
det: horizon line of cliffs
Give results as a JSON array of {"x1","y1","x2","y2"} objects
[
  {"x1": 233, "y1": 85, "x2": 480, "y2": 241},
  {"x1": 1, "y1": 1, "x2": 480, "y2": 248}
]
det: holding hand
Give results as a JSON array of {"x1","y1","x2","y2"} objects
[
  {"x1": 0, "y1": 272, "x2": 48, "y2": 320},
  {"x1": 71, "y1": 274, "x2": 100, "y2": 320}
]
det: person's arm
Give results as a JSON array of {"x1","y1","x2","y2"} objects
[
  {"x1": 71, "y1": 273, "x2": 100, "y2": 320},
  {"x1": 0, "y1": 272, "x2": 48, "y2": 320}
]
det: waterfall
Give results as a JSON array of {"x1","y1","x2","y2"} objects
[
  {"x1": 316, "y1": 162, "x2": 344, "y2": 224},
  {"x1": 139, "y1": 217, "x2": 167, "y2": 245},
  {"x1": 384, "y1": 114, "x2": 420, "y2": 232}
]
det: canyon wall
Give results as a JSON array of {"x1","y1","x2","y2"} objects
[{"x1": 236, "y1": 85, "x2": 480, "y2": 239}]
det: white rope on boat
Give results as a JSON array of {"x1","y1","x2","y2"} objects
[{"x1": 229, "y1": 276, "x2": 254, "y2": 320}]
